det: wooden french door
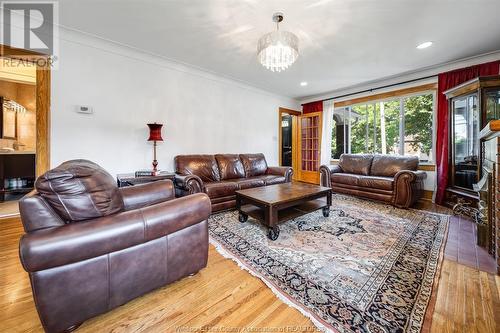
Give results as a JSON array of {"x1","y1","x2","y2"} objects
[{"x1": 297, "y1": 112, "x2": 322, "y2": 184}]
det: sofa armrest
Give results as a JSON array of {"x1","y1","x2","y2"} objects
[
  {"x1": 393, "y1": 170, "x2": 427, "y2": 208},
  {"x1": 19, "y1": 193, "x2": 211, "y2": 272},
  {"x1": 319, "y1": 165, "x2": 342, "y2": 187},
  {"x1": 174, "y1": 174, "x2": 204, "y2": 195},
  {"x1": 266, "y1": 166, "x2": 293, "y2": 182},
  {"x1": 119, "y1": 180, "x2": 175, "y2": 211}
]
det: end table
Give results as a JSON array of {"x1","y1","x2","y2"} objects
[{"x1": 116, "y1": 171, "x2": 175, "y2": 187}]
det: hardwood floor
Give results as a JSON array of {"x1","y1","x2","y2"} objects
[{"x1": 1, "y1": 205, "x2": 499, "y2": 333}]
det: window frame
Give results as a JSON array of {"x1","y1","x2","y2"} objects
[{"x1": 331, "y1": 89, "x2": 436, "y2": 165}]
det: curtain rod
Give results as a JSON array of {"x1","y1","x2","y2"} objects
[{"x1": 302, "y1": 74, "x2": 437, "y2": 105}]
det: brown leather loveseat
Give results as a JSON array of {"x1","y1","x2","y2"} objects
[
  {"x1": 174, "y1": 153, "x2": 293, "y2": 212},
  {"x1": 19, "y1": 160, "x2": 211, "y2": 333},
  {"x1": 320, "y1": 154, "x2": 426, "y2": 208}
]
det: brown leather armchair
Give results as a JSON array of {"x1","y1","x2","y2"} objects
[
  {"x1": 320, "y1": 154, "x2": 426, "y2": 208},
  {"x1": 19, "y1": 160, "x2": 211, "y2": 333},
  {"x1": 174, "y1": 153, "x2": 293, "y2": 212}
]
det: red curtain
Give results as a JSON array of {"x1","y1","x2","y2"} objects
[
  {"x1": 435, "y1": 60, "x2": 500, "y2": 204},
  {"x1": 302, "y1": 101, "x2": 323, "y2": 114}
]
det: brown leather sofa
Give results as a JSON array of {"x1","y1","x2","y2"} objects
[
  {"x1": 19, "y1": 160, "x2": 211, "y2": 333},
  {"x1": 174, "y1": 153, "x2": 293, "y2": 212},
  {"x1": 320, "y1": 154, "x2": 426, "y2": 208}
]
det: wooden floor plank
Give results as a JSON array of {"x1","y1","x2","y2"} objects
[{"x1": 1, "y1": 205, "x2": 499, "y2": 333}]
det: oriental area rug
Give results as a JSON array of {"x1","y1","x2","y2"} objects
[{"x1": 208, "y1": 195, "x2": 448, "y2": 333}]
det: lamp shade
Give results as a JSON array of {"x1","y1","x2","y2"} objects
[{"x1": 147, "y1": 123, "x2": 163, "y2": 141}]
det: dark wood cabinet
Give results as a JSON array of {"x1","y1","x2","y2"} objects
[
  {"x1": 444, "y1": 76, "x2": 500, "y2": 199},
  {"x1": 478, "y1": 120, "x2": 500, "y2": 274},
  {"x1": 0, "y1": 153, "x2": 36, "y2": 201}
]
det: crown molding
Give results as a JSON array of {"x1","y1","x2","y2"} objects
[
  {"x1": 300, "y1": 50, "x2": 500, "y2": 104},
  {"x1": 56, "y1": 26, "x2": 300, "y2": 102}
]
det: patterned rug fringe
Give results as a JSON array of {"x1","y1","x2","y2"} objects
[{"x1": 209, "y1": 236, "x2": 336, "y2": 333}]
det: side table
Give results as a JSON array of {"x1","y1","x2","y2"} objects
[{"x1": 116, "y1": 172, "x2": 176, "y2": 187}]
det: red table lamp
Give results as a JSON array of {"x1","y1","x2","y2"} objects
[{"x1": 147, "y1": 123, "x2": 163, "y2": 174}]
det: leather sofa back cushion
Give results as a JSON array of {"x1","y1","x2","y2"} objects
[
  {"x1": 215, "y1": 154, "x2": 246, "y2": 180},
  {"x1": 175, "y1": 155, "x2": 220, "y2": 182},
  {"x1": 370, "y1": 154, "x2": 419, "y2": 177},
  {"x1": 35, "y1": 159, "x2": 124, "y2": 222},
  {"x1": 19, "y1": 194, "x2": 66, "y2": 232},
  {"x1": 339, "y1": 154, "x2": 373, "y2": 176},
  {"x1": 239, "y1": 153, "x2": 268, "y2": 177}
]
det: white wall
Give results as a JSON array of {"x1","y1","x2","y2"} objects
[{"x1": 50, "y1": 30, "x2": 299, "y2": 177}]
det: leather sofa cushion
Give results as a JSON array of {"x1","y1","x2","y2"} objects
[
  {"x1": 215, "y1": 154, "x2": 246, "y2": 180},
  {"x1": 332, "y1": 185, "x2": 393, "y2": 203},
  {"x1": 370, "y1": 154, "x2": 419, "y2": 177},
  {"x1": 175, "y1": 155, "x2": 220, "y2": 182},
  {"x1": 255, "y1": 175, "x2": 286, "y2": 185},
  {"x1": 19, "y1": 194, "x2": 66, "y2": 232},
  {"x1": 204, "y1": 181, "x2": 238, "y2": 199},
  {"x1": 35, "y1": 160, "x2": 124, "y2": 222},
  {"x1": 332, "y1": 182, "x2": 393, "y2": 195},
  {"x1": 239, "y1": 153, "x2": 268, "y2": 177},
  {"x1": 332, "y1": 173, "x2": 393, "y2": 191},
  {"x1": 339, "y1": 154, "x2": 373, "y2": 175},
  {"x1": 235, "y1": 178, "x2": 265, "y2": 189},
  {"x1": 331, "y1": 173, "x2": 360, "y2": 186},
  {"x1": 358, "y1": 175, "x2": 394, "y2": 191},
  {"x1": 211, "y1": 195, "x2": 236, "y2": 204}
]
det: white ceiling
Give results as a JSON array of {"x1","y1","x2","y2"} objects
[{"x1": 58, "y1": 0, "x2": 500, "y2": 99}]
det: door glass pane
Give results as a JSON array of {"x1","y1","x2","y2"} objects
[
  {"x1": 453, "y1": 95, "x2": 478, "y2": 189},
  {"x1": 403, "y1": 94, "x2": 433, "y2": 162},
  {"x1": 300, "y1": 114, "x2": 321, "y2": 172}
]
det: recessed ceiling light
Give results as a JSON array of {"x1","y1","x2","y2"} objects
[
  {"x1": 300, "y1": 81, "x2": 308, "y2": 86},
  {"x1": 416, "y1": 41, "x2": 433, "y2": 49}
]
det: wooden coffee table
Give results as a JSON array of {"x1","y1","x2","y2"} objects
[{"x1": 235, "y1": 182, "x2": 332, "y2": 240}]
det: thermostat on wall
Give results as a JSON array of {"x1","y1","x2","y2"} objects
[{"x1": 76, "y1": 105, "x2": 93, "y2": 114}]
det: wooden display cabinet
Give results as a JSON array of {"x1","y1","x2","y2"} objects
[{"x1": 444, "y1": 75, "x2": 500, "y2": 202}]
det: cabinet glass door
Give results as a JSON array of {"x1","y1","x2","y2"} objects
[
  {"x1": 452, "y1": 94, "x2": 479, "y2": 190},
  {"x1": 485, "y1": 88, "x2": 500, "y2": 123}
]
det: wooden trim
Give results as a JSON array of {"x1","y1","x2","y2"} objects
[
  {"x1": 419, "y1": 164, "x2": 436, "y2": 171},
  {"x1": 480, "y1": 120, "x2": 500, "y2": 139},
  {"x1": 420, "y1": 190, "x2": 434, "y2": 201},
  {"x1": 1, "y1": 44, "x2": 51, "y2": 177},
  {"x1": 334, "y1": 83, "x2": 437, "y2": 107},
  {"x1": 444, "y1": 75, "x2": 500, "y2": 98},
  {"x1": 36, "y1": 66, "x2": 50, "y2": 176},
  {"x1": 291, "y1": 116, "x2": 298, "y2": 181},
  {"x1": 444, "y1": 81, "x2": 480, "y2": 99},
  {"x1": 278, "y1": 107, "x2": 301, "y2": 116}
]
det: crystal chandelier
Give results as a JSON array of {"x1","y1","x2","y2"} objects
[{"x1": 257, "y1": 12, "x2": 299, "y2": 72}]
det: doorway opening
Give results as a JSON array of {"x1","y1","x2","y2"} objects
[
  {"x1": 0, "y1": 46, "x2": 51, "y2": 218},
  {"x1": 278, "y1": 107, "x2": 301, "y2": 179},
  {"x1": 281, "y1": 114, "x2": 293, "y2": 166}
]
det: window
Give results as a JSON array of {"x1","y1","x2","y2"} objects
[{"x1": 331, "y1": 92, "x2": 434, "y2": 163}]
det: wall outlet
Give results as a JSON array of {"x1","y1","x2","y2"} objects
[{"x1": 76, "y1": 105, "x2": 93, "y2": 114}]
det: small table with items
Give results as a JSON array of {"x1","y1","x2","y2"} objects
[{"x1": 116, "y1": 171, "x2": 175, "y2": 187}]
